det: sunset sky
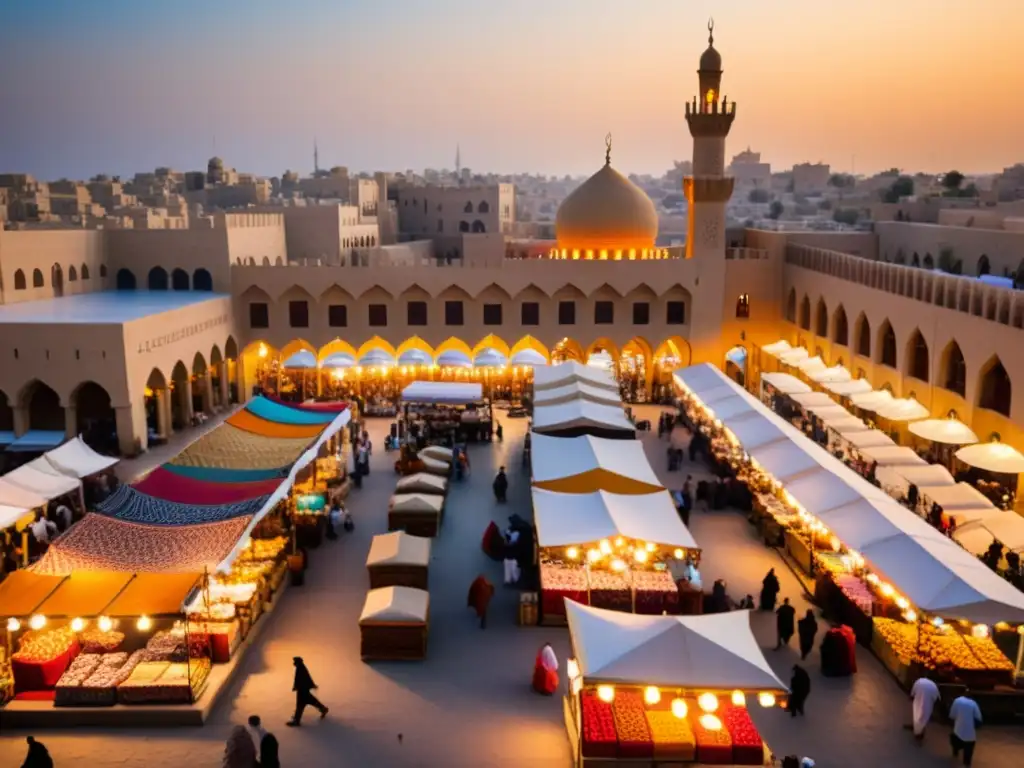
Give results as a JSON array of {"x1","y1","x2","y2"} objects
[{"x1": 1, "y1": 0, "x2": 1021, "y2": 180}]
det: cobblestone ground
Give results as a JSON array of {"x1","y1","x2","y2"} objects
[{"x1": 2, "y1": 406, "x2": 1023, "y2": 767}]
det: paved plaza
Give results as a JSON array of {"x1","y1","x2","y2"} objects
[{"x1": 2, "y1": 407, "x2": 1024, "y2": 767}]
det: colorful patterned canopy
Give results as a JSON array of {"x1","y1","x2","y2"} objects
[
  {"x1": 244, "y1": 395, "x2": 339, "y2": 425},
  {"x1": 170, "y1": 423, "x2": 313, "y2": 469},
  {"x1": 133, "y1": 467, "x2": 284, "y2": 505},
  {"x1": 97, "y1": 485, "x2": 269, "y2": 525}
]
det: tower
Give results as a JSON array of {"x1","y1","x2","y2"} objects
[
  {"x1": 314, "y1": 137, "x2": 320, "y2": 176},
  {"x1": 683, "y1": 19, "x2": 735, "y2": 260},
  {"x1": 455, "y1": 143, "x2": 461, "y2": 175}
]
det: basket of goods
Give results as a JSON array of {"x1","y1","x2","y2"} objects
[
  {"x1": 722, "y1": 706, "x2": 764, "y2": 765},
  {"x1": 589, "y1": 570, "x2": 632, "y2": 612},
  {"x1": 63, "y1": 652, "x2": 132, "y2": 706},
  {"x1": 644, "y1": 710, "x2": 696, "y2": 760},
  {"x1": 539, "y1": 564, "x2": 588, "y2": 618},
  {"x1": 79, "y1": 628, "x2": 125, "y2": 654},
  {"x1": 691, "y1": 703, "x2": 733, "y2": 765},
  {"x1": 11, "y1": 626, "x2": 80, "y2": 692},
  {"x1": 632, "y1": 570, "x2": 680, "y2": 615},
  {"x1": 611, "y1": 690, "x2": 654, "y2": 758},
  {"x1": 580, "y1": 690, "x2": 618, "y2": 758}
]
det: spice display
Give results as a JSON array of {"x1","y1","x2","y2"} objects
[
  {"x1": 611, "y1": 690, "x2": 653, "y2": 758},
  {"x1": 56, "y1": 654, "x2": 102, "y2": 687},
  {"x1": 580, "y1": 690, "x2": 617, "y2": 758},
  {"x1": 835, "y1": 574, "x2": 874, "y2": 614},
  {"x1": 632, "y1": 570, "x2": 680, "y2": 615},
  {"x1": 644, "y1": 710, "x2": 696, "y2": 760},
  {"x1": 79, "y1": 629, "x2": 126, "y2": 654},
  {"x1": 722, "y1": 706, "x2": 764, "y2": 765},
  {"x1": 589, "y1": 571, "x2": 632, "y2": 612},
  {"x1": 691, "y1": 702, "x2": 733, "y2": 765},
  {"x1": 539, "y1": 564, "x2": 588, "y2": 617}
]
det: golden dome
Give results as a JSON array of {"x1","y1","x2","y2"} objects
[{"x1": 556, "y1": 163, "x2": 658, "y2": 253}]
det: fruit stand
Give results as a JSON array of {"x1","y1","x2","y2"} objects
[{"x1": 563, "y1": 601, "x2": 786, "y2": 767}]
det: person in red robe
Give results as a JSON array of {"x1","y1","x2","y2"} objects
[
  {"x1": 532, "y1": 643, "x2": 559, "y2": 695},
  {"x1": 467, "y1": 575, "x2": 495, "y2": 629}
]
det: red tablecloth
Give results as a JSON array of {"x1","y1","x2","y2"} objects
[{"x1": 13, "y1": 639, "x2": 80, "y2": 693}]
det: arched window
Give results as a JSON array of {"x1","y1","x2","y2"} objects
[
  {"x1": 878, "y1": 321, "x2": 897, "y2": 367},
  {"x1": 977, "y1": 254, "x2": 990, "y2": 276},
  {"x1": 463, "y1": 201, "x2": 473, "y2": 213},
  {"x1": 193, "y1": 268, "x2": 213, "y2": 291},
  {"x1": 832, "y1": 306, "x2": 849, "y2": 346},
  {"x1": 148, "y1": 267, "x2": 169, "y2": 291},
  {"x1": 814, "y1": 299, "x2": 828, "y2": 337},
  {"x1": 171, "y1": 268, "x2": 189, "y2": 290},
  {"x1": 942, "y1": 342, "x2": 966, "y2": 396},
  {"x1": 798, "y1": 296, "x2": 811, "y2": 330},
  {"x1": 978, "y1": 357, "x2": 1011, "y2": 416},
  {"x1": 735, "y1": 293, "x2": 750, "y2": 319},
  {"x1": 906, "y1": 330, "x2": 929, "y2": 382},
  {"x1": 68, "y1": 266, "x2": 78, "y2": 282},
  {"x1": 784, "y1": 289, "x2": 796, "y2": 323},
  {"x1": 13, "y1": 270, "x2": 26, "y2": 290},
  {"x1": 116, "y1": 268, "x2": 136, "y2": 290},
  {"x1": 855, "y1": 315, "x2": 871, "y2": 357},
  {"x1": 81, "y1": 264, "x2": 90, "y2": 280},
  {"x1": 478, "y1": 201, "x2": 490, "y2": 213},
  {"x1": 471, "y1": 220, "x2": 486, "y2": 233},
  {"x1": 459, "y1": 221, "x2": 470, "y2": 233},
  {"x1": 32, "y1": 269, "x2": 44, "y2": 288}
]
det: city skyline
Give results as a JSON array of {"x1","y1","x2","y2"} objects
[{"x1": 1, "y1": 0, "x2": 1022, "y2": 180}]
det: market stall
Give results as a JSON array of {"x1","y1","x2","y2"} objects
[
  {"x1": 400, "y1": 381, "x2": 492, "y2": 444},
  {"x1": 563, "y1": 601, "x2": 787, "y2": 767},
  {"x1": 395, "y1": 473, "x2": 448, "y2": 496},
  {"x1": 534, "y1": 381, "x2": 624, "y2": 409},
  {"x1": 534, "y1": 488, "x2": 698, "y2": 621},
  {"x1": 358, "y1": 586, "x2": 429, "y2": 661},
  {"x1": 534, "y1": 361, "x2": 618, "y2": 394},
  {"x1": 388, "y1": 493, "x2": 445, "y2": 537},
  {"x1": 366, "y1": 531, "x2": 431, "y2": 589},
  {"x1": 533, "y1": 401, "x2": 635, "y2": 440},
  {"x1": 531, "y1": 434, "x2": 662, "y2": 494}
]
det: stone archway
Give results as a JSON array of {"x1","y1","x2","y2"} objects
[
  {"x1": 225, "y1": 336, "x2": 240, "y2": 404},
  {"x1": 170, "y1": 361, "x2": 190, "y2": 430},
  {"x1": 72, "y1": 381, "x2": 117, "y2": 453},
  {"x1": 145, "y1": 368, "x2": 171, "y2": 439},
  {"x1": 210, "y1": 345, "x2": 225, "y2": 408},
  {"x1": 551, "y1": 337, "x2": 585, "y2": 364},
  {"x1": 192, "y1": 352, "x2": 210, "y2": 415},
  {"x1": 20, "y1": 380, "x2": 65, "y2": 433},
  {"x1": 0, "y1": 390, "x2": 14, "y2": 433}
]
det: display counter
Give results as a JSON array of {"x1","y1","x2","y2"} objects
[
  {"x1": 388, "y1": 493, "x2": 444, "y2": 538},
  {"x1": 539, "y1": 562, "x2": 681, "y2": 625}
]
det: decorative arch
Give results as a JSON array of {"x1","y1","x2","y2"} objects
[
  {"x1": 471, "y1": 334, "x2": 510, "y2": 358},
  {"x1": 396, "y1": 336, "x2": 436, "y2": 359},
  {"x1": 192, "y1": 352, "x2": 208, "y2": 376},
  {"x1": 355, "y1": 335, "x2": 397, "y2": 360},
  {"x1": 551, "y1": 337, "x2": 585, "y2": 363},
  {"x1": 279, "y1": 339, "x2": 317, "y2": 362},
  {"x1": 654, "y1": 336, "x2": 693, "y2": 368},
  {"x1": 977, "y1": 254, "x2": 991, "y2": 277},
  {"x1": 210, "y1": 345, "x2": 223, "y2": 366},
  {"x1": 977, "y1": 355, "x2": 1012, "y2": 416},
  {"x1": 68, "y1": 265, "x2": 78, "y2": 282},
  {"x1": 623, "y1": 335, "x2": 653, "y2": 363},
  {"x1": 14, "y1": 270, "x2": 26, "y2": 290},
  {"x1": 0, "y1": 389, "x2": 13, "y2": 432},
  {"x1": 19, "y1": 379, "x2": 64, "y2": 432},
  {"x1": 798, "y1": 295, "x2": 811, "y2": 330},
  {"x1": 471, "y1": 220, "x2": 486, "y2": 233},
  {"x1": 433, "y1": 336, "x2": 473, "y2": 359},
  {"x1": 225, "y1": 336, "x2": 239, "y2": 360},
  {"x1": 148, "y1": 266, "x2": 169, "y2": 291},
  {"x1": 854, "y1": 313, "x2": 871, "y2": 357},
  {"x1": 71, "y1": 381, "x2": 116, "y2": 450},
  {"x1": 146, "y1": 367, "x2": 168, "y2": 391},
  {"x1": 318, "y1": 338, "x2": 358, "y2": 364},
  {"x1": 116, "y1": 268, "x2": 136, "y2": 290},
  {"x1": 33, "y1": 268, "x2": 45, "y2": 288},
  {"x1": 514, "y1": 282, "x2": 552, "y2": 300},
  {"x1": 585, "y1": 337, "x2": 621, "y2": 364},
  {"x1": 509, "y1": 335, "x2": 550, "y2": 361},
  {"x1": 832, "y1": 305, "x2": 849, "y2": 346},
  {"x1": 877, "y1": 320, "x2": 897, "y2": 367},
  {"x1": 81, "y1": 264, "x2": 90, "y2": 280},
  {"x1": 171, "y1": 268, "x2": 190, "y2": 291},
  {"x1": 939, "y1": 340, "x2": 966, "y2": 397},
  {"x1": 814, "y1": 298, "x2": 828, "y2": 337},
  {"x1": 170, "y1": 360, "x2": 190, "y2": 382},
  {"x1": 905, "y1": 329, "x2": 929, "y2": 382},
  {"x1": 193, "y1": 268, "x2": 213, "y2": 291},
  {"x1": 478, "y1": 201, "x2": 490, "y2": 214}
]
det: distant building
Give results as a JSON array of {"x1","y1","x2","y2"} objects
[
  {"x1": 728, "y1": 148, "x2": 771, "y2": 188},
  {"x1": 792, "y1": 162, "x2": 830, "y2": 195}
]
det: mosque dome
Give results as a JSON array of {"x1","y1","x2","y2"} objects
[
  {"x1": 700, "y1": 45, "x2": 721, "y2": 72},
  {"x1": 555, "y1": 153, "x2": 658, "y2": 256}
]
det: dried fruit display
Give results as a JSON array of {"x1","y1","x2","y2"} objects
[
  {"x1": 56, "y1": 654, "x2": 102, "y2": 687},
  {"x1": 79, "y1": 629, "x2": 125, "y2": 654},
  {"x1": 874, "y1": 619, "x2": 1014, "y2": 675},
  {"x1": 589, "y1": 571, "x2": 632, "y2": 612},
  {"x1": 815, "y1": 553, "x2": 848, "y2": 577},
  {"x1": 540, "y1": 564, "x2": 588, "y2": 617},
  {"x1": 146, "y1": 631, "x2": 188, "y2": 662},
  {"x1": 632, "y1": 570, "x2": 680, "y2": 615},
  {"x1": 612, "y1": 691, "x2": 653, "y2": 758},
  {"x1": 13, "y1": 626, "x2": 77, "y2": 664},
  {"x1": 580, "y1": 690, "x2": 617, "y2": 758},
  {"x1": 835, "y1": 574, "x2": 874, "y2": 614},
  {"x1": 241, "y1": 536, "x2": 287, "y2": 562},
  {"x1": 88, "y1": 650, "x2": 147, "y2": 689},
  {"x1": 645, "y1": 710, "x2": 696, "y2": 760},
  {"x1": 691, "y1": 701, "x2": 733, "y2": 765},
  {"x1": 723, "y1": 706, "x2": 764, "y2": 765}
]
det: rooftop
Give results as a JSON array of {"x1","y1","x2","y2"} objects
[{"x1": 0, "y1": 291, "x2": 230, "y2": 325}]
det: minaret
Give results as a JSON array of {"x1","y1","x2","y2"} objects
[
  {"x1": 455, "y1": 144, "x2": 461, "y2": 175},
  {"x1": 683, "y1": 19, "x2": 735, "y2": 260},
  {"x1": 313, "y1": 137, "x2": 320, "y2": 176}
]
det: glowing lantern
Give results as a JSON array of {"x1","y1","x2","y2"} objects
[
  {"x1": 972, "y1": 624, "x2": 989, "y2": 639},
  {"x1": 258, "y1": 343, "x2": 268, "y2": 358},
  {"x1": 615, "y1": 537, "x2": 625, "y2": 548},
  {"x1": 70, "y1": 618, "x2": 86, "y2": 632},
  {"x1": 758, "y1": 692, "x2": 776, "y2": 708},
  {"x1": 697, "y1": 692, "x2": 718, "y2": 713},
  {"x1": 566, "y1": 546, "x2": 579, "y2": 561},
  {"x1": 137, "y1": 616, "x2": 153, "y2": 632},
  {"x1": 6, "y1": 617, "x2": 21, "y2": 632},
  {"x1": 597, "y1": 685, "x2": 615, "y2": 703},
  {"x1": 731, "y1": 691, "x2": 746, "y2": 707},
  {"x1": 880, "y1": 583, "x2": 895, "y2": 598},
  {"x1": 903, "y1": 610, "x2": 918, "y2": 623},
  {"x1": 611, "y1": 558, "x2": 627, "y2": 572},
  {"x1": 644, "y1": 686, "x2": 661, "y2": 705},
  {"x1": 645, "y1": 542, "x2": 655, "y2": 553},
  {"x1": 29, "y1": 615, "x2": 46, "y2": 631},
  {"x1": 599, "y1": 539, "x2": 612, "y2": 555},
  {"x1": 673, "y1": 548, "x2": 685, "y2": 560},
  {"x1": 671, "y1": 698, "x2": 688, "y2": 719},
  {"x1": 587, "y1": 549, "x2": 601, "y2": 564},
  {"x1": 633, "y1": 549, "x2": 648, "y2": 564},
  {"x1": 567, "y1": 658, "x2": 580, "y2": 681},
  {"x1": 98, "y1": 616, "x2": 113, "y2": 632},
  {"x1": 895, "y1": 597, "x2": 909, "y2": 611},
  {"x1": 699, "y1": 714, "x2": 722, "y2": 731}
]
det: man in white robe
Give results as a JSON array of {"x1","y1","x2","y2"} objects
[{"x1": 910, "y1": 675, "x2": 940, "y2": 741}]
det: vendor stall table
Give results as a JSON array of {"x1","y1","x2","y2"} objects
[
  {"x1": 358, "y1": 586, "x2": 429, "y2": 661},
  {"x1": 388, "y1": 493, "x2": 444, "y2": 537},
  {"x1": 366, "y1": 531, "x2": 431, "y2": 589}
]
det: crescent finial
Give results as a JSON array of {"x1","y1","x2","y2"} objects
[{"x1": 708, "y1": 17, "x2": 715, "y2": 46}]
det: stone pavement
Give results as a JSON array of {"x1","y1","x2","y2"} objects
[{"x1": 2, "y1": 407, "x2": 1023, "y2": 767}]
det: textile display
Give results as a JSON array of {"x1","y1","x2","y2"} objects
[
  {"x1": 161, "y1": 463, "x2": 287, "y2": 483},
  {"x1": 226, "y1": 409, "x2": 327, "y2": 439},
  {"x1": 133, "y1": 466, "x2": 284, "y2": 505},
  {"x1": 32, "y1": 513, "x2": 252, "y2": 574},
  {"x1": 97, "y1": 485, "x2": 269, "y2": 525},
  {"x1": 244, "y1": 396, "x2": 340, "y2": 425},
  {"x1": 170, "y1": 424, "x2": 313, "y2": 469}
]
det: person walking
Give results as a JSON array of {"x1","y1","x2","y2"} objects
[
  {"x1": 496, "y1": 422, "x2": 504, "y2": 442},
  {"x1": 788, "y1": 665, "x2": 811, "y2": 717},
  {"x1": 760, "y1": 568, "x2": 780, "y2": 611},
  {"x1": 21, "y1": 736, "x2": 53, "y2": 768},
  {"x1": 287, "y1": 656, "x2": 328, "y2": 727},
  {"x1": 948, "y1": 693, "x2": 982, "y2": 766},
  {"x1": 493, "y1": 466, "x2": 509, "y2": 503},
  {"x1": 222, "y1": 725, "x2": 257, "y2": 768},
  {"x1": 776, "y1": 598, "x2": 796, "y2": 649},
  {"x1": 797, "y1": 609, "x2": 818, "y2": 660},
  {"x1": 248, "y1": 715, "x2": 280, "y2": 768},
  {"x1": 467, "y1": 574, "x2": 495, "y2": 629},
  {"x1": 907, "y1": 675, "x2": 939, "y2": 743}
]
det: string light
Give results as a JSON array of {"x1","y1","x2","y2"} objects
[
  {"x1": 671, "y1": 698, "x2": 688, "y2": 719},
  {"x1": 597, "y1": 685, "x2": 615, "y2": 703},
  {"x1": 29, "y1": 615, "x2": 46, "y2": 631}
]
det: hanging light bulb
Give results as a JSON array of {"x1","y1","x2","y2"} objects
[
  {"x1": 610, "y1": 558, "x2": 627, "y2": 572},
  {"x1": 587, "y1": 548, "x2": 601, "y2": 564},
  {"x1": 615, "y1": 537, "x2": 625, "y2": 548},
  {"x1": 137, "y1": 616, "x2": 153, "y2": 632},
  {"x1": 644, "y1": 686, "x2": 661, "y2": 705},
  {"x1": 98, "y1": 616, "x2": 113, "y2": 632},
  {"x1": 566, "y1": 546, "x2": 579, "y2": 561},
  {"x1": 731, "y1": 690, "x2": 746, "y2": 707},
  {"x1": 70, "y1": 617, "x2": 86, "y2": 632},
  {"x1": 633, "y1": 549, "x2": 648, "y2": 564},
  {"x1": 6, "y1": 617, "x2": 21, "y2": 632},
  {"x1": 673, "y1": 548, "x2": 684, "y2": 560},
  {"x1": 699, "y1": 714, "x2": 723, "y2": 731},
  {"x1": 645, "y1": 542, "x2": 656, "y2": 553},
  {"x1": 758, "y1": 692, "x2": 776, "y2": 708},
  {"x1": 972, "y1": 624, "x2": 990, "y2": 639},
  {"x1": 29, "y1": 614, "x2": 46, "y2": 631},
  {"x1": 597, "y1": 685, "x2": 615, "y2": 703},
  {"x1": 599, "y1": 539, "x2": 612, "y2": 555},
  {"x1": 671, "y1": 698, "x2": 688, "y2": 719},
  {"x1": 698, "y1": 692, "x2": 719, "y2": 713}
]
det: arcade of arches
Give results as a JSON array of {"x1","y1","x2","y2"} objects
[{"x1": 241, "y1": 334, "x2": 692, "y2": 405}]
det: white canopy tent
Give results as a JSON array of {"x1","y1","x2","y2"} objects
[
  {"x1": 3, "y1": 462, "x2": 80, "y2": 501},
  {"x1": 704, "y1": 395, "x2": 757, "y2": 421},
  {"x1": 759, "y1": 372, "x2": 811, "y2": 395},
  {"x1": 533, "y1": 381, "x2": 623, "y2": 409},
  {"x1": 676, "y1": 362, "x2": 1024, "y2": 624},
  {"x1": 532, "y1": 400, "x2": 634, "y2": 437},
  {"x1": 843, "y1": 430, "x2": 898, "y2": 450},
  {"x1": 778, "y1": 348, "x2": 809, "y2": 366},
  {"x1": 910, "y1": 418, "x2": 979, "y2": 445},
  {"x1": 955, "y1": 442, "x2": 1024, "y2": 474},
  {"x1": 874, "y1": 398, "x2": 930, "y2": 422},
  {"x1": 876, "y1": 464, "x2": 954, "y2": 500},
  {"x1": 42, "y1": 436, "x2": 118, "y2": 478},
  {"x1": 823, "y1": 378, "x2": 874, "y2": 396},
  {"x1": 533, "y1": 488, "x2": 697, "y2": 549},
  {"x1": 401, "y1": 381, "x2": 483, "y2": 404},
  {"x1": 848, "y1": 390, "x2": 894, "y2": 410},
  {"x1": 533, "y1": 361, "x2": 618, "y2": 393},
  {"x1": 824, "y1": 416, "x2": 870, "y2": 434},
  {"x1": 723, "y1": 413, "x2": 788, "y2": 451},
  {"x1": 789, "y1": 392, "x2": 836, "y2": 408},
  {"x1": 760, "y1": 340, "x2": 793, "y2": 358},
  {"x1": 0, "y1": 479, "x2": 48, "y2": 511},
  {"x1": 919, "y1": 482, "x2": 995, "y2": 511},
  {"x1": 808, "y1": 405, "x2": 853, "y2": 423},
  {"x1": 748, "y1": 441, "x2": 825, "y2": 483},
  {"x1": 857, "y1": 445, "x2": 928, "y2": 467},
  {"x1": 796, "y1": 356, "x2": 827, "y2": 375},
  {"x1": 530, "y1": 434, "x2": 662, "y2": 491},
  {"x1": 566, "y1": 601, "x2": 787, "y2": 692},
  {"x1": 809, "y1": 365, "x2": 851, "y2": 384}
]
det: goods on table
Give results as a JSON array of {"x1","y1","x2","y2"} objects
[
  {"x1": 242, "y1": 536, "x2": 287, "y2": 562},
  {"x1": 815, "y1": 552, "x2": 848, "y2": 577},
  {"x1": 873, "y1": 618, "x2": 918, "y2": 666},
  {"x1": 188, "y1": 621, "x2": 241, "y2": 663},
  {"x1": 632, "y1": 570, "x2": 680, "y2": 615},
  {"x1": 835, "y1": 574, "x2": 874, "y2": 615},
  {"x1": 691, "y1": 703, "x2": 733, "y2": 765},
  {"x1": 539, "y1": 564, "x2": 588, "y2": 618},
  {"x1": 873, "y1": 619, "x2": 1014, "y2": 677},
  {"x1": 79, "y1": 629, "x2": 125, "y2": 654},
  {"x1": 117, "y1": 658, "x2": 211, "y2": 705},
  {"x1": 722, "y1": 706, "x2": 764, "y2": 765},
  {"x1": 55, "y1": 652, "x2": 130, "y2": 706},
  {"x1": 611, "y1": 690, "x2": 653, "y2": 758},
  {"x1": 589, "y1": 571, "x2": 632, "y2": 612},
  {"x1": 14, "y1": 626, "x2": 77, "y2": 664},
  {"x1": 220, "y1": 561, "x2": 274, "y2": 584},
  {"x1": 580, "y1": 689, "x2": 617, "y2": 758},
  {"x1": 146, "y1": 630, "x2": 189, "y2": 662},
  {"x1": 644, "y1": 710, "x2": 696, "y2": 760},
  {"x1": 963, "y1": 634, "x2": 1015, "y2": 672},
  {"x1": 56, "y1": 654, "x2": 102, "y2": 687}
]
